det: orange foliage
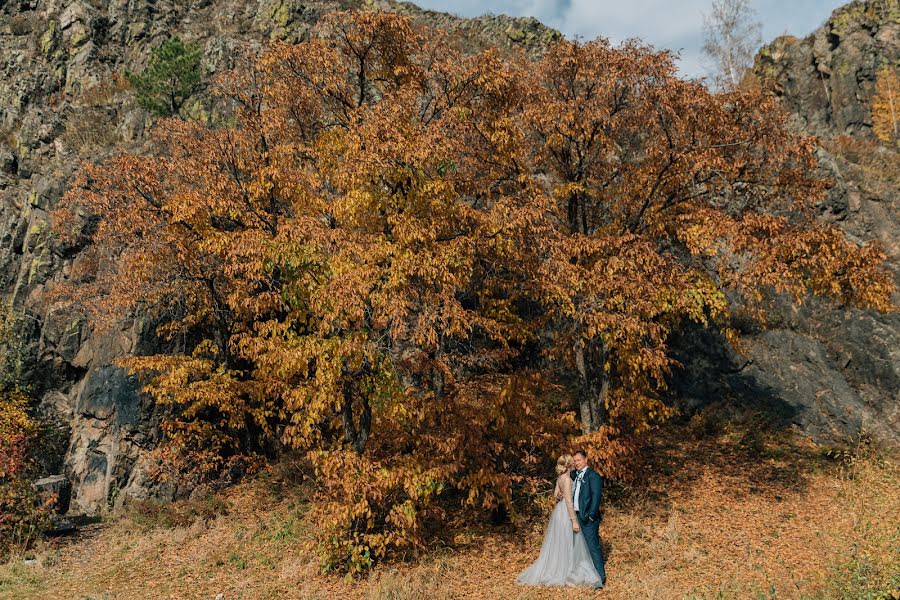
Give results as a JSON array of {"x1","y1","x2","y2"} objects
[
  {"x1": 50, "y1": 10, "x2": 895, "y2": 571},
  {"x1": 307, "y1": 373, "x2": 572, "y2": 572},
  {"x1": 0, "y1": 389, "x2": 53, "y2": 556}
]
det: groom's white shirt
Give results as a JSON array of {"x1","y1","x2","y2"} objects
[{"x1": 573, "y1": 467, "x2": 587, "y2": 512}]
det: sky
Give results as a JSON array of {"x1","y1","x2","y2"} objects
[{"x1": 410, "y1": 0, "x2": 848, "y2": 80}]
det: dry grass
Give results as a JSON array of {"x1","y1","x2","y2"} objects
[
  {"x1": 61, "y1": 108, "x2": 122, "y2": 156},
  {"x1": 1, "y1": 407, "x2": 897, "y2": 600},
  {"x1": 76, "y1": 75, "x2": 132, "y2": 108}
]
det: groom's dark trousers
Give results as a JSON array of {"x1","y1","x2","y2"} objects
[
  {"x1": 576, "y1": 512, "x2": 607, "y2": 584},
  {"x1": 573, "y1": 467, "x2": 607, "y2": 584}
]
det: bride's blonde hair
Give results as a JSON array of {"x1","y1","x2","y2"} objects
[{"x1": 555, "y1": 454, "x2": 573, "y2": 475}]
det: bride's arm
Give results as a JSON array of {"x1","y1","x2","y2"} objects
[{"x1": 560, "y1": 476, "x2": 578, "y2": 526}]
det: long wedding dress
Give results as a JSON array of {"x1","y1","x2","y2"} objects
[{"x1": 516, "y1": 473, "x2": 603, "y2": 587}]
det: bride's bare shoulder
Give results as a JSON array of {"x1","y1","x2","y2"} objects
[{"x1": 557, "y1": 473, "x2": 572, "y2": 486}]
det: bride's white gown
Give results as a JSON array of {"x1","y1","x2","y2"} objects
[{"x1": 517, "y1": 474, "x2": 602, "y2": 587}]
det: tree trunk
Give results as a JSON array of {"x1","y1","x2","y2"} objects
[
  {"x1": 431, "y1": 345, "x2": 445, "y2": 402},
  {"x1": 574, "y1": 338, "x2": 609, "y2": 433},
  {"x1": 341, "y1": 380, "x2": 371, "y2": 454}
]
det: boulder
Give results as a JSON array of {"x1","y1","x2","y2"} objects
[{"x1": 33, "y1": 474, "x2": 71, "y2": 513}]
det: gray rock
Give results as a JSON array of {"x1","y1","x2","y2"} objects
[
  {"x1": 657, "y1": 3, "x2": 900, "y2": 450},
  {"x1": 119, "y1": 108, "x2": 147, "y2": 142},
  {"x1": 33, "y1": 474, "x2": 72, "y2": 513},
  {"x1": 754, "y1": 1, "x2": 898, "y2": 139},
  {"x1": 0, "y1": 148, "x2": 16, "y2": 174},
  {"x1": 46, "y1": 513, "x2": 76, "y2": 535}
]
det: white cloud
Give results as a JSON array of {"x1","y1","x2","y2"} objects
[
  {"x1": 411, "y1": 0, "x2": 848, "y2": 79},
  {"x1": 556, "y1": 0, "x2": 705, "y2": 44}
]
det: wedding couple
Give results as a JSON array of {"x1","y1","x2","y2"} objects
[{"x1": 517, "y1": 449, "x2": 607, "y2": 590}]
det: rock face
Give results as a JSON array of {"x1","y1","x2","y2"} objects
[
  {"x1": 755, "y1": 1, "x2": 899, "y2": 138},
  {"x1": 671, "y1": 0, "x2": 899, "y2": 446},
  {"x1": 0, "y1": 0, "x2": 560, "y2": 516},
  {"x1": 691, "y1": 0, "x2": 900, "y2": 445},
  {"x1": 0, "y1": 0, "x2": 897, "y2": 516}
]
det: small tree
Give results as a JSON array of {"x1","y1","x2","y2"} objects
[
  {"x1": 0, "y1": 388, "x2": 54, "y2": 559},
  {"x1": 126, "y1": 36, "x2": 204, "y2": 118},
  {"x1": 872, "y1": 65, "x2": 899, "y2": 147},
  {"x1": 702, "y1": 0, "x2": 762, "y2": 88}
]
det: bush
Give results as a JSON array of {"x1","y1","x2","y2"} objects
[
  {"x1": 0, "y1": 308, "x2": 27, "y2": 392},
  {"x1": 0, "y1": 307, "x2": 54, "y2": 558},
  {"x1": 305, "y1": 375, "x2": 573, "y2": 574},
  {"x1": 0, "y1": 389, "x2": 53, "y2": 559}
]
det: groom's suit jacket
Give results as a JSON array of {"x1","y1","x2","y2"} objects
[{"x1": 570, "y1": 467, "x2": 603, "y2": 523}]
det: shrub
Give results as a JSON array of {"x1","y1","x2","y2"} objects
[
  {"x1": 0, "y1": 389, "x2": 53, "y2": 559},
  {"x1": 872, "y1": 65, "x2": 899, "y2": 148},
  {"x1": 0, "y1": 308, "x2": 26, "y2": 392}
]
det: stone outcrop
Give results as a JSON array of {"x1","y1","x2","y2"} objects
[
  {"x1": 684, "y1": 0, "x2": 900, "y2": 445},
  {"x1": 754, "y1": 0, "x2": 899, "y2": 138}
]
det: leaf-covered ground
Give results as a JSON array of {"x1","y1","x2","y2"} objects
[{"x1": 2, "y1": 406, "x2": 897, "y2": 600}]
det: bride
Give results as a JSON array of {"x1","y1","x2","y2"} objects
[{"x1": 516, "y1": 454, "x2": 603, "y2": 587}]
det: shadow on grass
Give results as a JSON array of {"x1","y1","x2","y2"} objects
[
  {"x1": 609, "y1": 319, "x2": 858, "y2": 512},
  {"x1": 620, "y1": 401, "x2": 829, "y2": 507}
]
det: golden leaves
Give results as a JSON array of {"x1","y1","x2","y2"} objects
[
  {"x1": 0, "y1": 389, "x2": 36, "y2": 481},
  {"x1": 0, "y1": 388, "x2": 56, "y2": 556}
]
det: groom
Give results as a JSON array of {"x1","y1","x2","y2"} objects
[{"x1": 571, "y1": 448, "x2": 607, "y2": 589}]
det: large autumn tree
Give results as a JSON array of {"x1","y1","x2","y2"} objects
[{"x1": 51, "y1": 10, "x2": 894, "y2": 571}]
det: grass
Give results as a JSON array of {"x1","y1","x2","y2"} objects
[
  {"x1": 123, "y1": 494, "x2": 230, "y2": 531},
  {"x1": 61, "y1": 108, "x2": 123, "y2": 156},
  {"x1": 1, "y1": 404, "x2": 897, "y2": 599}
]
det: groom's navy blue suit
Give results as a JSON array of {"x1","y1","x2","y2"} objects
[{"x1": 571, "y1": 467, "x2": 607, "y2": 585}]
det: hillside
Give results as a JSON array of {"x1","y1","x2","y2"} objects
[
  {"x1": 0, "y1": 0, "x2": 897, "y2": 570},
  {"x1": 0, "y1": 0, "x2": 898, "y2": 597}
]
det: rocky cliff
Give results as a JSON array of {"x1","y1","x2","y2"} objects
[
  {"x1": 0, "y1": 0, "x2": 897, "y2": 517},
  {"x1": 671, "y1": 1, "x2": 899, "y2": 449},
  {"x1": 755, "y1": 0, "x2": 899, "y2": 138},
  {"x1": 733, "y1": 0, "x2": 899, "y2": 440}
]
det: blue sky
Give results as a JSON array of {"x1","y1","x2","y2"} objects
[{"x1": 411, "y1": 0, "x2": 847, "y2": 80}]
